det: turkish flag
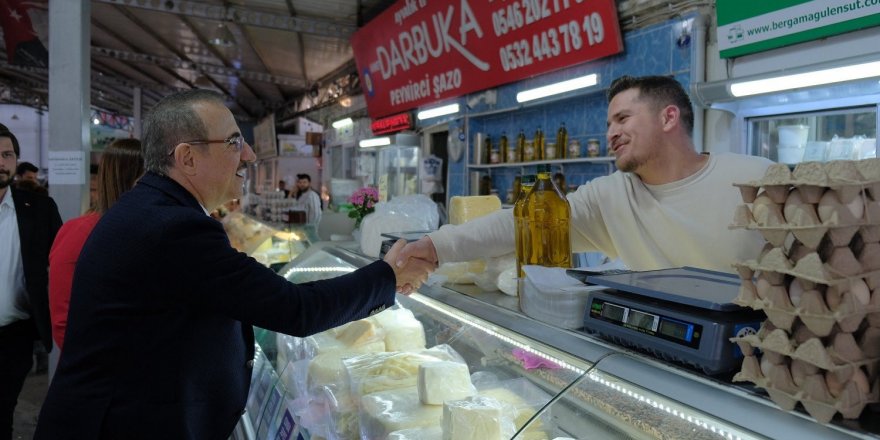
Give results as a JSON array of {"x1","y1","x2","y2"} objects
[{"x1": 0, "y1": 0, "x2": 47, "y2": 67}]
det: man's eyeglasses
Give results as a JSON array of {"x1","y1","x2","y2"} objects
[{"x1": 169, "y1": 136, "x2": 245, "y2": 155}]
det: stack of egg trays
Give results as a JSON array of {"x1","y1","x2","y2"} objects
[{"x1": 727, "y1": 159, "x2": 880, "y2": 423}]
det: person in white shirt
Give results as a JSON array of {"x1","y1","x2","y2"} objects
[
  {"x1": 293, "y1": 173, "x2": 322, "y2": 224},
  {"x1": 395, "y1": 75, "x2": 773, "y2": 293}
]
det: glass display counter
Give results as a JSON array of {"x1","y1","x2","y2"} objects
[
  {"x1": 221, "y1": 211, "x2": 318, "y2": 269},
  {"x1": 240, "y1": 244, "x2": 878, "y2": 440}
]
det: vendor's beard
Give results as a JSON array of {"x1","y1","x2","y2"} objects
[{"x1": 0, "y1": 172, "x2": 11, "y2": 189}]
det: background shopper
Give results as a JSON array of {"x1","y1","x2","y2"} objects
[{"x1": 0, "y1": 123, "x2": 61, "y2": 440}]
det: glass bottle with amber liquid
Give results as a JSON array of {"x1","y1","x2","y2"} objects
[
  {"x1": 499, "y1": 131, "x2": 509, "y2": 164},
  {"x1": 534, "y1": 127, "x2": 545, "y2": 161},
  {"x1": 484, "y1": 135, "x2": 493, "y2": 164},
  {"x1": 556, "y1": 122, "x2": 568, "y2": 159},
  {"x1": 516, "y1": 129, "x2": 527, "y2": 162},
  {"x1": 514, "y1": 174, "x2": 536, "y2": 306},
  {"x1": 525, "y1": 164, "x2": 571, "y2": 271}
]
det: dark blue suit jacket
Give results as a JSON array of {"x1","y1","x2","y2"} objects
[{"x1": 36, "y1": 172, "x2": 396, "y2": 440}]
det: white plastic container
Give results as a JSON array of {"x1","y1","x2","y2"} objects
[
  {"x1": 777, "y1": 146, "x2": 805, "y2": 164},
  {"x1": 777, "y1": 125, "x2": 809, "y2": 147}
]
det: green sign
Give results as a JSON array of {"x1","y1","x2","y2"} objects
[{"x1": 717, "y1": 0, "x2": 880, "y2": 58}]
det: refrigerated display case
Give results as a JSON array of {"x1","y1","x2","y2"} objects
[
  {"x1": 239, "y1": 244, "x2": 879, "y2": 440},
  {"x1": 220, "y1": 211, "x2": 318, "y2": 269},
  {"x1": 747, "y1": 107, "x2": 877, "y2": 165}
]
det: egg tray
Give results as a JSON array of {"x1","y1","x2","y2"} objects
[
  {"x1": 734, "y1": 159, "x2": 880, "y2": 199},
  {"x1": 734, "y1": 252, "x2": 880, "y2": 288},
  {"x1": 734, "y1": 276, "x2": 880, "y2": 336},
  {"x1": 730, "y1": 213, "x2": 880, "y2": 250},
  {"x1": 734, "y1": 353, "x2": 879, "y2": 424},
  {"x1": 732, "y1": 321, "x2": 880, "y2": 372}
]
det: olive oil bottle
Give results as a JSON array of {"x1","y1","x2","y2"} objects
[
  {"x1": 499, "y1": 131, "x2": 509, "y2": 163},
  {"x1": 525, "y1": 164, "x2": 571, "y2": 270},
  {"x1": 534, "y1": 126, "x2": 545, "y2": 161},
  {"x1": 514, "y1": 174, "x2": 536, "y2": 307},
  {"x1": 514, "y1": 174, "x2": 536, "y2": 279},
  {"x1": 516, "y1": 129, "x2": 527, "y2": 162},
  {"x1": 557, "y1": 122, "x2": 568, "y2": 159}
]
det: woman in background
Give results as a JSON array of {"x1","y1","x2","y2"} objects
[{"x1": 48, "y1": 139, "x2": 144, "y2": 350}]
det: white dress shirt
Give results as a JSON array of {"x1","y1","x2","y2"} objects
[{"x1": 0, "y1": 189, "x2": 30, "y2": 326}]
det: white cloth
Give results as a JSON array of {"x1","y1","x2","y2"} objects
[
  {"x1": 429, "y1": 153, "x2": 773, "y2": 274},
  {"x1": 0, "y1": 189, "x2": 29, "y2": 325},
  {"x1": 294, "y1": 189, "x2": 322, "y2": 224}
]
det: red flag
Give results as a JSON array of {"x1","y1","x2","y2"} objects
[{"x1": 0, "y1": 0, "x2": 47, "y2": 67}]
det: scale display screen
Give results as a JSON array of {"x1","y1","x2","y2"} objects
[{"x1": 590, "y1": 299, "x2": 701, "y2": 349}]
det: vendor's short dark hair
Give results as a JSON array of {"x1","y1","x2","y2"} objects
[
  {"x1": 296, "y1": 174, "x2": 311, "y2": 182},
  {"x1": 608, "y1": 75, "x2": 694, "y2": 136}
]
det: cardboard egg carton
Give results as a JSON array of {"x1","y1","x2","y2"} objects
[
  {"x1": 733, "y1": 271, "x2": 880, "y2": 336},
  {"x1": 735, "y1": 246, "x2": 880, "y2": 287},
  {"x1": 730, "y1": 189, "x2": 880, "y2": 248},
  {"x1": 734, "y1": 353, "x2": 879, "y2": 423},
  {"x1": 733, "y1": 322, "x2": 880, "y2": 372},
  {"x1": 735, "y1": 160, "x2": 880, "y2": 204}
]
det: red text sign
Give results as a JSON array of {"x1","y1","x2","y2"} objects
[
  {"x1": 352, "y1": 0, "x2": 624, "y2": 119},
  {"x1": 371, "y1": 112, "x2": 414, "y2": 134}
]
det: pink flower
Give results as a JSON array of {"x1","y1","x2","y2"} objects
[{"x1": 347, "y1": 187, "x2": 378, "y2": 228}]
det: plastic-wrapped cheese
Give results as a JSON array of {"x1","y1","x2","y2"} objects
[
  {"x1": 345, "y1": 346, "x2": 464, "y2": 397},
  {"x1": 360, "y1": 387, "x2": 442, "y2": 437},
  {"x1": 307, "y1": 342, "x2": 385, "y2": 388},
  {"x1": 449, "y1": 195, "x2": 501, "y2": 225},
  {"x1": 336, "y1": 319, "x2": 382, "y2": 347},
  {"x1": 387, "y1": 426, "x2": 442, "y2": 440},
  {"x1": 442, "y1": 395, "x2": 513, "y2": 440},
  {"x1": 370, "y1": 308, "x2": 427, "y2": 352},
  {"x1": 418, "y1": 361, "x2": 475, "y2": 405}
]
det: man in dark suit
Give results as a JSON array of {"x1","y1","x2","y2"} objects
[
  {"x1": 35, "y1": 90, "x2": 432, "y2": 440},
  {"x1": 0, "y1": 124, "x2": 61, "y2": 440}
]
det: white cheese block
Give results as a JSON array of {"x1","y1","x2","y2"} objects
[
  {"x1": 449, "y1": 195, "x2": 502, "y2": 225},
  {"x1": 370, "y1": 308, "x2": 427, "y2": 352},
  {"x1": 480, "y1": 386, "x2": 546, "y2": 438},
  {"x1": 346, "y1": 349, "x2": 457, "y2": 396},
  {"x1": 336, "y1": 319, "x2": 382, "y2": 347},
  {"x1": 360, "y1": 387, "x2": 442, "y2": 438},
  {"x1": 418, "y1": 361, "x2": 475, "y2": 405},
  {"x1": 442, "y1": 395, "x2": 510, "y2": 440}
]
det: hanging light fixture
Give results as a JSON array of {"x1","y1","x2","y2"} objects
[{"x1": 208, "y1": 23, "x2": 235, "y2": 47}]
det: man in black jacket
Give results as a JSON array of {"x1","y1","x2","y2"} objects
[
  {"x1": 35, "y1": 90, "x2": 431, "y2": 440},
  {"x1": 0, "y1": 124, "x2": 61, "y2": 440}
]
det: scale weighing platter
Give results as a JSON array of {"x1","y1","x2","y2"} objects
[{"x1": 580, "y1": 267, "x2": 764, "y2": 375}]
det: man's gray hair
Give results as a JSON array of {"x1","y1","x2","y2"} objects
[{"x1": 142, "y1": 89, "x2": 226, "y2": 175}]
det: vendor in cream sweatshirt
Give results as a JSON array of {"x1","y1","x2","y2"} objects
[{"x1": 395, "y1": 75, "x2": 773, "y2": 293}]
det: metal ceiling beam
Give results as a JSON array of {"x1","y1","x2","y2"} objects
[
  {"x1": 95, "y1": 0, "x2": 357, "y2": 38},
  {"x1": 91, "y1": 46, "x2": 307, "y2": 88}
]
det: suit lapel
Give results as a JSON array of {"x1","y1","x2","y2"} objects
[{"x1": 11, "y1": 188, "x2": 34, "y2": 256}]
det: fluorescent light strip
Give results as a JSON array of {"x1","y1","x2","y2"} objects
[
  {"x1": 332, "y1": 117, "x2": 353, "y2": 129},
  {"x1": 358, "y1": 137, "x2": 391, "y2": 148},
  {"x1": 516, "y1": 73, "x2": 598, "y2": 103},
  {"x1": 730, "y1": 60, "x2": 880, "y2": 97},
  {"x1": 417, "y1": 103, "x2": 459, "y2": 120}
]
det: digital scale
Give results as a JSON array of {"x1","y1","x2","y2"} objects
[{"x1": 576, "y1": 267, "x2": 765, "y2": 375}]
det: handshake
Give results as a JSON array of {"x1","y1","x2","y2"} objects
[{"x1": 382, "y1": 237, "x2": 439, "y2": 295}]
